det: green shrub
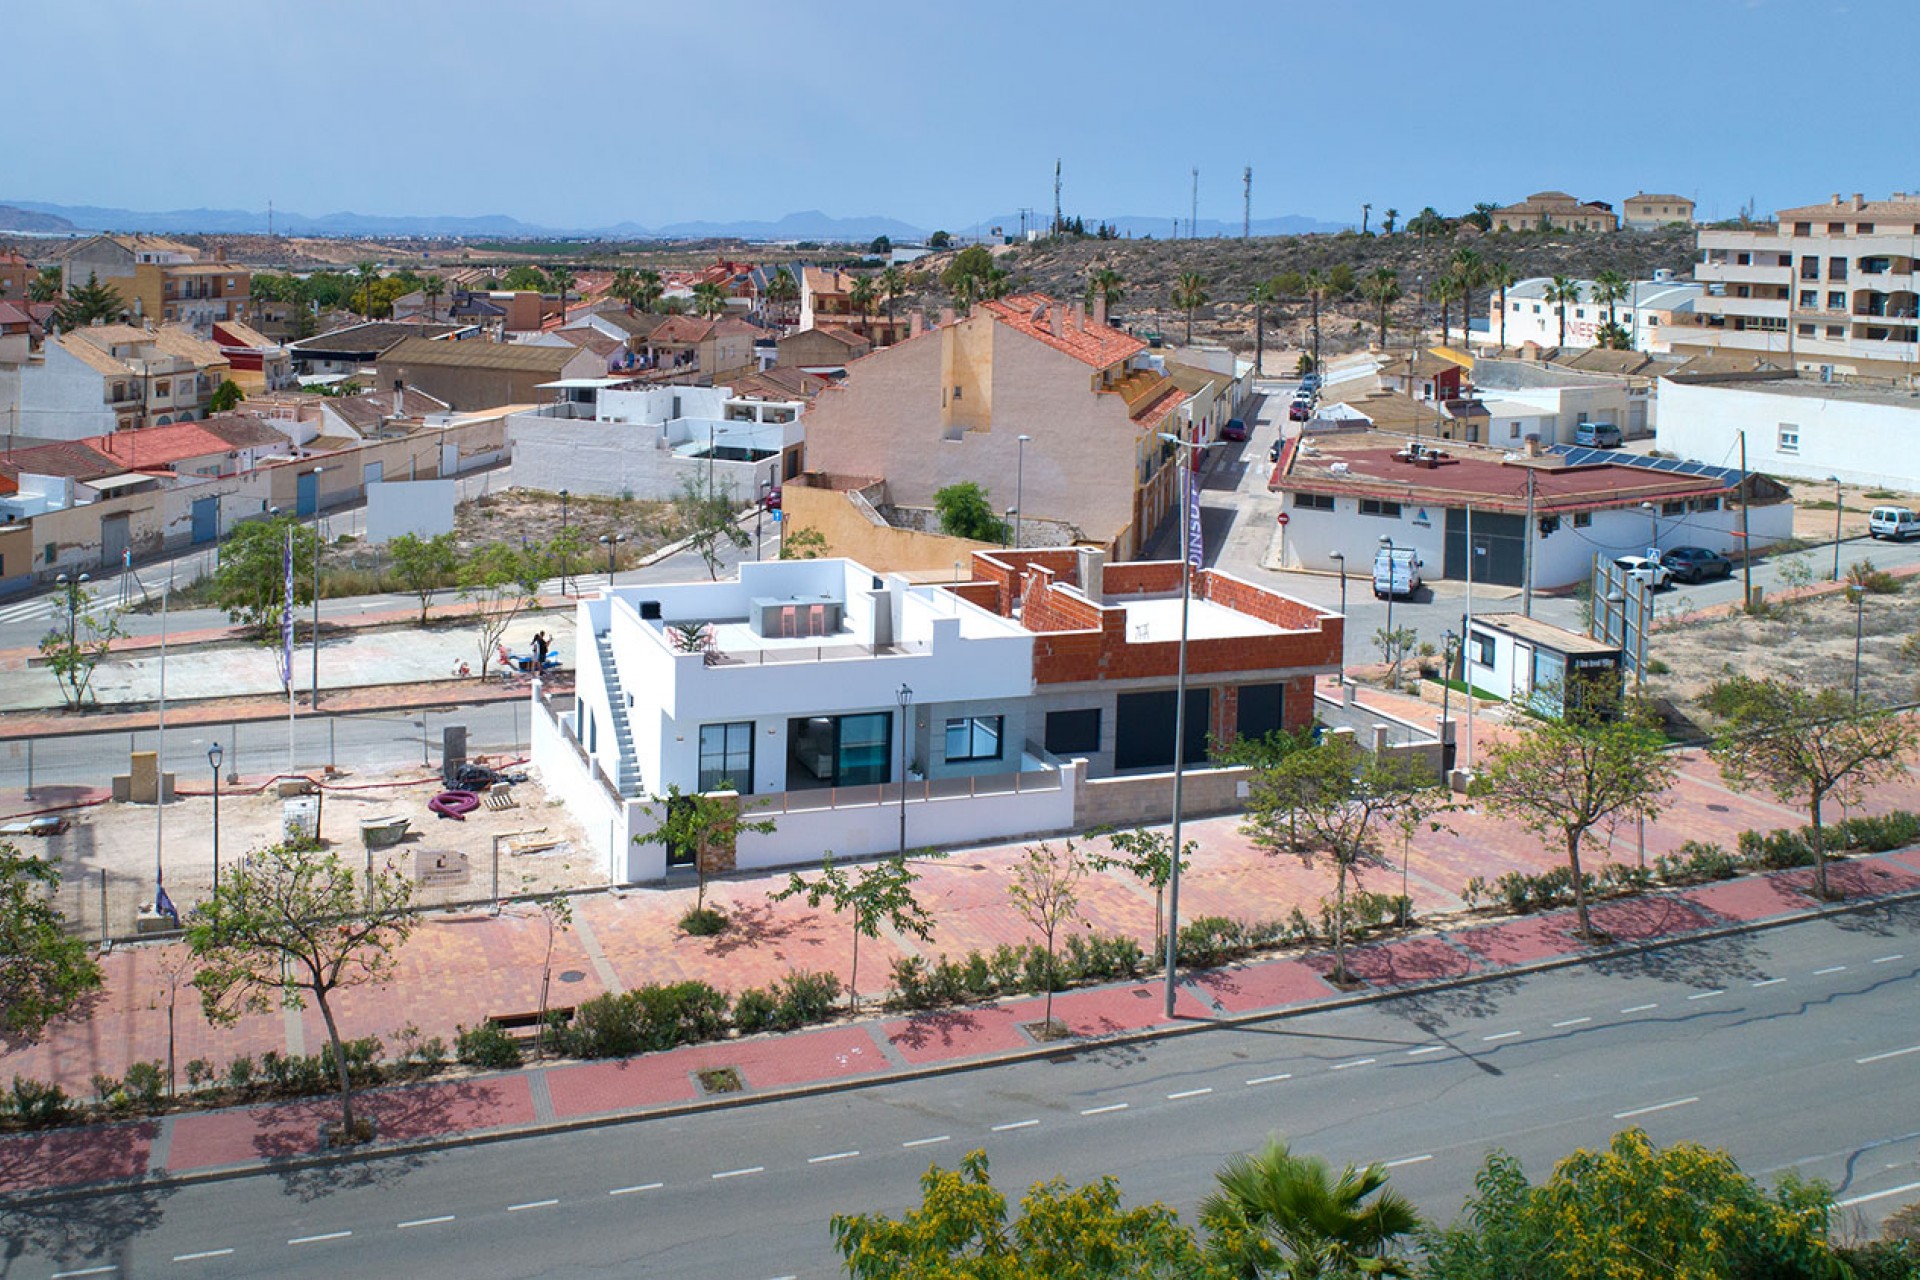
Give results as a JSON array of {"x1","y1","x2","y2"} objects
[
  {"x1": 565, "y1": 992, "x2": 645, "y2": 1058},
  {"x1": 121, "y1": 1061, "x2": 167, "y2": 1112},
  {"x1": 1176, "y1": 916, "x2": 1250, "y2": 969},
  {"x1": 732, "y1": 986, "x2": 779, "y2": 1034},
  {"x1": 320, "y1": 1036, "x2": 385, "y2": 1087},
  {"x1": 679, "y1": 906, "x2": 728, "y2": 936},
  {"x1": 184, "y1": 1059, "x2": 214, "y2": 1089},
  {"x1": 90, "y1": 1073, "x2": 121, "y2": 1106},
  {"x1": 1020, "y1": 945, "x2": 1057, "y2": 994},
  {"x1": 772, "y1": 971, "x2": 842, "y2": 1028},
  {"x1": 6, "y1": 1076, "x2": 71, "y2": 1128},
  {"x1": 1836, "y1": 810, "x2": 1920, "y2": 852},
  {"x1": 632, "y1": 981, "x2": 730, "y2": 1050},
  {"x1": 1601, "y1": 863, "x2": 1653, "y2": 893},
  {"x1": 259, "y1": 1050, "x2": 327, "y2": 1096},
  {"x1": 456, "y1": 1021, "x2": 523, "y2": 1070},
  {"x1": 988, "y1": 943, "x2": 1025, "y2": 992}
]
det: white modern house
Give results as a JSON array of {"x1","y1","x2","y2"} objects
[
  {"x1": 1656, "y1": 372, "x2": 1920, "y2": 490},
  {"x1": 1489, "y1": 273, "x2": 1703, "y2": 354}
]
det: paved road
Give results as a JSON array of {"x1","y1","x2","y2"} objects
[{"x1": 10, "y1": 907, "x2": 1916, "y2": 1278}]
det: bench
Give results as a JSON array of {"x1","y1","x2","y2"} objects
[{"x1": 488, "y1": 1006, "x2": 575, "y2": 1044}]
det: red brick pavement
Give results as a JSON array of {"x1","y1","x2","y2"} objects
[{"x1": 0, "y1": 1121, "x2": 154, "y2": 1194}]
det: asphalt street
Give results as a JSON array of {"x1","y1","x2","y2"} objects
[{"x1": 7, "y1": 906, "x2": 1917, "y2": 1279}]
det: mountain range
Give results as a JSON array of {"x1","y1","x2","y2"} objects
[{"x1": 0, "y1": 199, "x2": 1349, "y2": 243}]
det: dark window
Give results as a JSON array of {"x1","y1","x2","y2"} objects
[
  {"x1": 1293, "y1": 492, "x2": 1335, "y2": 511},
  {"x1": 1468, "y1": 630, "x2": 1495, "y2": 667},
  {"x1": 1234, "y1": 683, "x2": 1285, "y2": 742},
  {"x1": 698, "y1": 721, "x2": 754, "y2": 793},
  {"x1": 1573, "y1": 511, "x2": 1592, "y2": 527},
  {"x1": 1114, "y1": 688, "x2": 1210, "y2": 771},
  {"x1": 1044, "y1": 708, "x2": 1101, "y2": 755},
  {"x1": 1359, "y1": 498, "x2": 1402, "y2": 518},
  {"x1": 1662, "y1": 500, "x2": 1686, "y2": 517},
  {"x1": 944, "y1": 715, "x2": 1003, "y2": 762}
]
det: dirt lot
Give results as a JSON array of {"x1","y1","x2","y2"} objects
[{"x1": 454, "y1": 488, "x2": 682, "y2": 563}]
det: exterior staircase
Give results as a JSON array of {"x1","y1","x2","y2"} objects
[{"x1": 593, "y1": 629, "x2": 644, "y2": 798}]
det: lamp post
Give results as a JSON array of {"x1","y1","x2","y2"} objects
[
  {"x1": 1639, "y1": 500, "x2": 1657, "y2": 556},
  {"x1": 309, "y1": 466, "x2": 324, "y2": 708},
  {"x1": 1328, "y1": 551, "x2": 1346, "y2": 682},
  {"x1": 1827, "y1": 475, "x2": 1843, "y2": 581},
  {"x1": 599, "y1": 532, "x2": 626, "y2": 591},
  {"x1": 558, "y1": 488, "x2": 571, "y2": 594},
  {"x1": 1156, "y1": 430, "x2": 1211, "y2": 1017},
  {"x1": 896, "y1": 683, "x2": 913, "y2": 857},
  {"x1": 1014, "y1": 433, "x2": 1031, "y2": 549},
  {"x1": 1003, "y1": 507, "x2": 1017, "y2": 549},
  {"x1": 1379, "y1": 534, "x2": 1396, "y2": 685},
  {"x1": 208, "y1": 741, "x2": 223, "y2": 902},
  {"x1": 1850, "y1": 583, "x2": 1865, "y2": 710},
  {"x1": 1440, "y1": 628, "x2": 1457, "y2": 781}
]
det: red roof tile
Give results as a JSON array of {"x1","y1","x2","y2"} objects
[{"x1": 981, "y1": 293, "x2": 1146, "y2": 369}]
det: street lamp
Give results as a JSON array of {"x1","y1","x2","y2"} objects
[
  {"x1": 1639, "y1": 500, "x2": 1657, "y2": 555},
  {"x1": 558, "y1": 489, "x2": 571, "y2": 594},
  {"x1": 1440, "y1": 629, "x2": 1458, "y2": 781},
  {"x1": 1379, "y1": 534, "x2": 1396, "y2": 685},
  {"x1": 1014, "y1": 433, "x2": 1031, "y2": 549},
  {"x1": 1003, "y1": 507, "x2": 1017, "y2": 549},
  {"x1": 599, "y1": 532, "x2": 626, "y2": 591},
  {"x1": 1328, "y1": 550, "x2": 1346, "y2": 682},
  {"x1": 896, "y1": 683, "x2": 913, "y2": 857},
  {"x1": 1827, "y1": 475, "x2": 1843, "y2": 581},
  {"x1": 1850, "y1": 582, "x2": 1866, "y2": 710},
  {"x1": 207, "y1": 741, "x2": 223, "y2": 902},
  {"x1": 1155, "y1": 429, "x2": 1212, "y2": 1017}
]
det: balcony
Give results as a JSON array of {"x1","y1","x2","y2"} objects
[{"x1": 1695, "y1": 261, "x2": 1789, "y2": 287}]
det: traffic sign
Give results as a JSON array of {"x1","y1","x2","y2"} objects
[{"x1": 1276, "y1": 511, "x2": 1291, "y2": 526}]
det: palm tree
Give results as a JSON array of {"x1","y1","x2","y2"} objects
[
  {"x1": 1172, "y1": 271, "x2": 1209, "y2": 345},
  {"x1": 1087, "y1": 266, "x2": 1125, "y2": 316},
  {"x1": 846, "y1": 276, "x2": 877, "y2": 332},
  {"x1": 1200, "y1": 1138, "x2": 1420, "y2": 1280},
  {"x1": 28, "y1": 265, "x2": 63, "y2": 303},
  {"x1": 878, "y1": 265, "x2": 905, "y2": 324},
  {"x1": 1247, "y1": 278, "x2": 1280, "y2": 375},
  {"x1": 762, "y1": 267, "x2": 798, "y2": 322},
  {"x1": 1361, "y1": 202, "x2": 1372, "y2": 235},
  {"x1": 1449, "y1": 248, "x2": 1484, "y2": 348},
  {"x1": 421, "y1": 275, "x2": 444, "y2": 322},
  {"x1": 633, "y1": 268, "x2": 665, "y2": 313},
  {"x1": 1545, "y1": 275, "x2": 1583, "y2": 347},
  {"x1": 354, "y1": 261, "x2": 380, "y2": 318},
  {"x1": 547, "y1": 265, "x2": 576, "y2": 319},
  {"x1": 1301, "y1": 268, "x2": 1329, "y2": 370},
  {"x1": 692, "y1": 280, "x2": 727, "y2": 320},
  {"x1": 1382, "y1": 208, "x2": 1398, "y2": 236},
  {"x1": 1489, "y1": 261, "x2": 1518, "y2": 349},
  {"x1": 1361, "y1": 267, "x2": 1402, "y2": 348},
  {"x1": 1591, "y1": 269, "x2": 1629, "y2": 346},
  {"x1": 1429, "y1": 275, "x2": 1462, "y2": 346}
]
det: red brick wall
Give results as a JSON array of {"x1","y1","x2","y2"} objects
[
  {"x1": 1103, "y1": 561, "x2": 1183, "y2": 596},
  {"x1": 1197, "y1": 570, "x2": 1330, "y2": 631}
]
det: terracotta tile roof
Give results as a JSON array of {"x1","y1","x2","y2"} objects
[
  {"x1": 151, "y1": 326, "x2": 225, "y2": 366},
  {"x1": 554, "y1": 327, "x2": 622, "y2": 358},
  {"x1": 0, "y1": 440, "x2": 119, "y2": 483},
  {"x1": 1131, "y1": 384, "x2": 1188, "y2": 428},
  {"x1": 55, "y1": 333, "x2": 133, "y2": 376},
  {"x1": 327, "y1": 388, "x2": 449, "y2": 432},
  {"x1": 378, "y1": 336, "x2": 584, "y2": 373},
  {"x1": 802, "y1": 267, "x2": 853, "y2": 296},
  {"x1": 647, "y1": 315, "x2": 715, "y2": 344},
  {"x1": 807, "y1": 325, "x2": 869, "y2": 349},
  {"x1": 199, "y1": 414, "x2": 293, "y2": 449},
  {"x1": 731, "y1": 368, "x2": 828, "y2": 401},
  {"x1": 0, "y1": 301, "x2": 32, "y2": 327},
  {"x1": 80, "y1": 422, "x2": 235, "y2": 468},
  {"x1": 981, "y1": 293, "x2": 1147, "y2": 369},
  {"x1": 1778, "y1": 194, "x2": 1920, "y2": 220}
]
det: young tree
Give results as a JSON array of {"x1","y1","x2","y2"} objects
[
  {"x1": 207, "y1": 379, "x2": 244, "y2": 414},
  {"x1": 1705, "y1": 675, "x2": 1916, "y2": 900},
  {"x1": 1199, "y1": 1138, "x2": 1420, "y2": 1279},
  {"x1": 210, "y1": 514, "x2": 317, "y2": 638},
  {"x1": 457, "y1": 541, "x2": 541, "y2": 679},
  {"x1": 1242, "y1": 736, "x2": 1433, "y2": 983},
  {"x1": 779, "y1": 525, "x2": 829, "y2": 560},
  {"x1": 39, "y1": 576, "x2": 125, "y2": 710},
  {"x1": 673, "y1": 472, "x2": 750, "y2": 580},
  {"x1": 771, "y1": 852, "x2": 938, "y2": 1012},
  {"x1": 0, "y1": 840, "x2": 103, "y2": 1041},
  {"x1": 386, "y1": 531, "x2": 459, "y2": 624},
  {"x1": 635, "y1": 785, "x2": 777, "y2": 928},
  {"x1": 542, "y1": 524, "x2": 592, "y2": 596},
  {"x1": 1474, "y1": 690, "x2": 1677, "y2": 940},
  {"x1": 933, "y1": 481, "x2": 1008, "y2": 543},
  {"x1": 1008, "y1": 840, "x2": 1085, "y2": 1032},
  {"x1": 1087, "y1": 827, "x2": 1193, "y2": 950},
  {"x1": 1172, "y1": 271, "x2": 1210, "y2": 345},
  {"x1": 186, "y1": 843, "x2": 414, "y2": 1140},
  {"x1": 523, "y1": 888, "x2": 574, "y2": 1060},
  {"x1": 1374, "y1": 624, "x2": 1419, "y2": 689},
  {"x1": 54, "y1": 271, "x2": 125, "y2": 329}
]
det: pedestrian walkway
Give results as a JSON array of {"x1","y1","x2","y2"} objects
[{"x1": 4, "y1": 744, "x2": 1919, "y2": 1200}]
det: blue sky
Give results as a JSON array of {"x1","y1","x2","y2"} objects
[{"x1": 5, "y1": 0, "x2": 1905, "y2": 230}]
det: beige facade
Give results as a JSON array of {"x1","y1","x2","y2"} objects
[
  {"x1": 375, "y1": 337, "x2": 601, "y2": 411},
  {"x1": 1680, "y1": 191, "x2": 1920, "y2": 383},
  {"x1": 781, "y1": 480, "x2": 998, "y2": 574},
  {"x1": 1490, "y1": 191, "x2": 1619, "y2": 234},
  {"x1": 1622, "y1": 192, "x2": 1695, "y2": 230}
]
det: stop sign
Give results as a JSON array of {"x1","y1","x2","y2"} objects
[{"x1": 1276, "y1": 511, "x2": 1291, "y2": 526}]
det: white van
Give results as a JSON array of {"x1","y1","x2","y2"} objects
[
  {"x1": 1372, "y1": 547, "x2": 1423, "y2": 599},
  {"x1": 1868, "y1": 506, "x2": 1920, "y2": 541}
]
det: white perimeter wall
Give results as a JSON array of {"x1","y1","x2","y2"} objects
[
  {"x1": 365, "y1": 479, "x2": 455, "y2": 543},
  {"x1": 1656, "y1": 378, "x2": 1920, "y2": 490}
]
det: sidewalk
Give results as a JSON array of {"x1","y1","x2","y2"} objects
[{"x1": 5, "y1": 744, "x2": 1920, "y2": 1199}]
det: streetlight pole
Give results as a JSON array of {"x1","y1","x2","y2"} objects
[
  {"x1": 208, "y1": 742, "x2": 223, "y2": 903},
  {"x1": 1379, "y1": 534, "x2": 1396, "y2": 685},
  {"x1": 599, "y1": 533, "x2": 625, "y2": 592},
  {"x1": 558, "y1": 489, "x2": 571, "y2": 595},
  {"x1": 1328, "y1": 550, "x2": 1346, "y2": 683},
  {"x1": 1640, "y1": 500, "x2": 1657, "y2": 556},
  {"x1": 309, "y1": 466, "x2": 323, "y2": 708},
  {"x1": 1014, "y1": 433, "x2": 1031, "y2": 549},
  {"x1": 896, "y1": 683, "x2": 913, "y2": 857},
  {"x1": 1157, "y1": 431, "x2": 1210, "y2": 1017},
  {"x1": 1828, "y1": 475, "x2": 1843, "y2": 581},
  {"x1": 1852, "y1": 584, "x2": 1865, "y2": 710},
  {"x1": 1440, "y1": 628, "x2": 1457, "y2": 782}
]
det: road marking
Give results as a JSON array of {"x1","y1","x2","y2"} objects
[
  {"x1": 1872, "y1": 954, "x2": 1905, "y2": 964},
  {"x1": 1752, "y1": 978, "x2": 1786, "y2": 988},
  {"x1": 1482, "y1": 1031, "x2": 1521, "y2": 1042},
  {"x1": 711, "y1": 1166, "x2": 765, "y2": 1180},
  {"x1": 1856, "y1": 1044, "x2": 1920, "y2": 1065},
  {"x1": 1815, "y1": 965, "x2": 1849, "y2": 975},
  {"x1": 51, "y1": 1269, "x2": 117, "y2": 1278},
  {"x1": 172, "y1": 1249, "x2": 235, "y2": 1262},
  {"x1": 397, "y1": 1216, "x2": 454, "y2": 1229},
  {"x1": 609, "y1": 1183, "x2": 662, "y2": 1196},
  {"x1": 1168, "y1": 1087, "x2": 1216, "y2": 1098},
  {"x1": 1614, "y1": 1096, "x2": 1699, "y2": 1120},
  {"x1": 508, "y1": 1199, "x2": 558, "y2": 1211},
  {"x1": 1839, "y1": 1180, "x2": 1920, "y2": 1208},
  {"x1": 1080, "y1": 1103, "x2": 1129, "y2": 1115},
  {"x1": 1687, "y1": 989, "x2": 1724, "y2": 1000},
  {"x1": 903, "y1": 1135, "x2": 949, "y2": 1148},
  {"x1": 288, "y1": 1232, "x2": 352, "y2": 1246},
  {"x1": 1552, "y1": 1017, "x2": 1592, "y2": 1028},
  {"x1": 1406, "y1": 1046, "x2": 1445, "y2": 1057},
  {"x1": 808, "y1": 1151, "x2": 860, "y2": 1164},
  {"x1": 1330, "y1": 1058, "x2": 1376, "y2": 1070},
  {"x1": 1621, "y1": 1003, "x2": 1659, "y2": 1013},
  {"x1": 991, "y1": 1119, "x2": 1040, "y2": 1131},
  {"x1": 1383, "y1": 1154, "x2": 1433, "y2": 1169},
  {"x1": 1247, "y1": 1072, "x2": 1295, "y2": 1084}
]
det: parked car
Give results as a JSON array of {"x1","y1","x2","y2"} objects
[
  {"x1": 1659, "y1": 546, "x2": 1733, "y2": 583},
  {"x1": 1372, "y1": 546, "x2": 1423, "y2": 599},
  {"x1": 1869, "y1": 505, "x2": 1920, "y2": 540},
  {"x1": 1298, "y1": 372, "x2": 1322, "y2": 392},
  {"x1": 1573, "y1": 421, "x2": 1624, "y2": 448},
  {"x1": 1288, "y1": 400, "x2": 1314, "y2": 422},
  {"x1": 1614, "y1": 554, "x2": 1672, "y2": 590},
  {"x1": 764, "y1": 485, "x2": 782, "y2": 511},
  {"x1": 1221, "y1": 418, "x2": 1249, "y2": 442}
]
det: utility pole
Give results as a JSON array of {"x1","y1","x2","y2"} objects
[
  {"x1": 1190, "y1": 167, "x2": 1199, "y2": 240},
  {"x1": 1738, "y1": 429, "x2": 1752, "y2": 609},
  {"x1": 1053, "y1": 159, "x2": 1062, "y2": 236},
  {"x1": 1243, "y1": 166, "x2": 1252, "y2": 239}
]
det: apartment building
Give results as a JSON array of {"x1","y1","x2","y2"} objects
[
  {"x1": 0, "y1": 323, "x2": 230, "y2": 439},
  {"x1": 1680, "y1": 192, "x2": 1920, "y2": 383},
  {"x1": 58, "y1": 235, "x2": 249, "y2": 331},
  {"x1": 0, "y1": 250, "x2": 33, "y2": 301}
]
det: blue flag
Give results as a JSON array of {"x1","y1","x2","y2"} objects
[
  {"x1": 1185, "y1": 462, "x2": 1204, "y2": 571},
  {"x1": 278, "y1": 528, "x2": 295, "y2": 690},
  {"x1": 155, "y1": 882, "x2": 179, "y2": 927}
]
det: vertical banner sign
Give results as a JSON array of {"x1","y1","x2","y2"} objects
[
  {"x1": 279, "y1": 527, "x2": 295, "y2": 691},
  {"x1": 1185, "y1": 461, "x2": 1204, "y2": 570}
]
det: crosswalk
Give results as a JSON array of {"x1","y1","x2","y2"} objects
[{"x1": 0, "y1": 590, "x2": 122, "y2": 628}]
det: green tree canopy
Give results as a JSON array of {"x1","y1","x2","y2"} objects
[
  {"x1": 933, "y1": 481, "x2": 1009, "y2": 543},
  {"x1": 673, "y1": 472, "x2": 751, "y2": 580},
  {"x1": 207, "y1": 379, "x2": 244, "y2": 413},
  {"x1": 54, "y1": 271, "x2": 125, "y2": 330},
  {"x1": 386, "y1": 531, "x2": 460, "y2": 624},
  {"x1": 772, "y1": 852, "x2": 937, "y2": 1011},
  {"x1": 210, "y1": 514, "x2": 317, "y2": 638},
  {"x1": 0, "y1": 840, "x2": 103, "y2": 1041},
  {"x1": 456, "y1": 541, "x2": 541, "y2": 678},
  {"x1": 1201, "y1": 1137, "x2": 1421, "y2": 1279}
]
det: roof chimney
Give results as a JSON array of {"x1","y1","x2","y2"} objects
[
  {"x1": 1070, "y1": 301, "x2": 1085, "y2": 331},
  {"x1": 1831, "y1": 194, "x2": 1843, "y2": 206},
  {"x1": 909, "y1": 310, "x2": 924, "y2": 339},
  {"x1": 1093, "y1": 294, "x2": 1108, "y2": 328},
  {"x1": 1853, "y1": 192, "x2": 1866, "y2": 210},
  {"x1": 393, "y1": 377, "x2": 405, "y2": 417},
  {"x1": 938, "y1": 307, "x2": 955, "y2": 326},
  {"x1": 1048, "y1": 304, "x2": 1061, "y2": 337}
]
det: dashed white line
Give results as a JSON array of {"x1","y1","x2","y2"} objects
[
  {"x1": 1621, "y1": 1003, "x2": 1659, "y2": 1013},
  {"x1": 1383, "y1": 1154, "x2": 1433, "y2": 1169},
  {"x1": 1752, "y1": 978, "x2": 1786, "y2": 988},
  {"x1": 1330, "y1": 1058, "x2": 1376, "y2": 1070},
  {"x1": 1406, "y1": 1046, "x2": 1445, "y2": 1057},
  {"x1": 508, "y1": 1199, "x2": 558, "y2": 1212},
  {"x1": 51, "y1": 1269, "x2": 117, "y2": 1278},
  {"x1": 1856, "y1": 1044, "x2": 1920, "y2": 1065},
  {"x1": 1552, "y1": 1017, "x2": 1592, "y2": 1028},
  {"x1": 1081, "y1": 1103, "x2": 1130, "y2": 1115},
  {"x1": 1247, "y1": 1071, "x2": 1295, "y2": 1084},
  {"x1": 1872, "y1": 954, "x2": 1906, "y2": 964},
  {"x1": 808, "y1": 1151, "x2": 860, "y2": 1164},
  {"x1": 1814, "y1": 965, "x2": 1849, "y2": 975},
  {"x1": 1839, "y1": 1179, "x2": 1920, "y2": 1208},
  {"x1": 1482, "y1": 1031, "x2": 1522, "y2": 1042},
  {"x1": 991, "y1": 1119, "x2": 1040, "y2": 1131},
  {"x1": 711, "y1": 1166, "x2": 765, "y2": 1180},
  {"x1": 1167, "y1": 1087, "x2": 1215, "y2": 1098},
  {"x1": 173, "y1": 1250, "x2": 235, "y2": 1263},
  {"x1": 609, "y1": 1183, "x2": 662, "y2": 1196},
  {"x1": 1614, "y1": 1096, "x2": 1699, "y2": 1120},
  {"x1": 288, "y1": 1232, "x2": 352, "y2": 1246},
  {"x1": 1687, "y1": 989, "x2": 1724, "y2": 1000},
  {"x1": 397, "y1": 1216, "x2": 454, "y2": 1229},
  {"x1": 903, "y1": 1135, "x2": 950, "y2": 1148}
]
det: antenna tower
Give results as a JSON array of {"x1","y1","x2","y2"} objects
[
  {"x1": 1243, "y1": 167, "x2": 1251, "y2": 238},
  {"x1": 1053, "y1": 159, "x2": 1063, "y2": 235},
  {"x1": 1191, "y1": 167, "x2": 1199, "y2": 239}
]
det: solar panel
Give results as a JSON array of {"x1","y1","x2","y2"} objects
[{"x1": 1548, "y1": 444, "x2": 1743, "y2": 486}]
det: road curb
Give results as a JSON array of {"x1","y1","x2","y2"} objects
[{"x1": 5, "y1": 868, "x2": 1915, "y2": 1209}]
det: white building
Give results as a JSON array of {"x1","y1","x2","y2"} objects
[
  {"x1": 1489, "y1": 273, "x2": 1703, "y2": 354},
  {"x1": 1464, "y1": 613, "x2": 1623, "y2": 716},
  {"x1": 1655, "y1": 373, "x2": 1920, "y2": 490}
]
